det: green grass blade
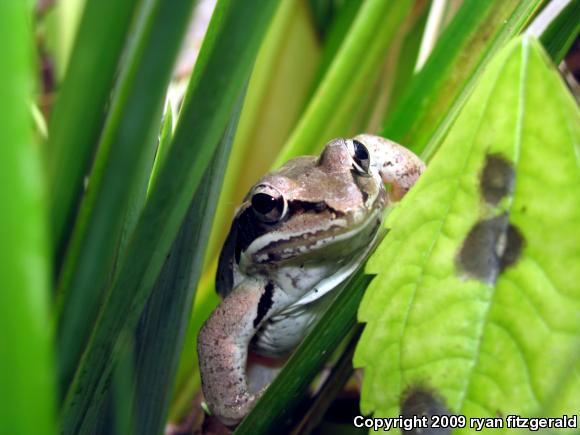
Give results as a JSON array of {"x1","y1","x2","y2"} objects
[
  {"x1": 47, "y1": 0, "x2": 141, "y2": 252},
  {"x1": 169, "y1": 271, "x2": 219, "y2": 422},
  {"x1": 132, "y1": 88, "x2": 245, "y2": 435},
  {"x1": 55, "y1": 0, "x2": 197, "y2": 392},
  {"x1": 235, "y1": 271, "x2": 374, "y2": 434},
  {"x1": 350, "y1": 1, "x2": 431, "y2": 134},
  {"x1": 274, "y1": 0, "x2": 414, "y2": 166},
  {"x1": 381, "y1": 0, "x2": 546, "y2": 158},
  {"x1": 292, "y1": 326, "x2": 363, "y2": 435},
  {"x1": 535, "y1": 0, "x2": 580, "y2": 63},
  {"x1": 384, "y1": 1, "x2": 430, "y2": 114},
  {"x1": 0, "y1": 3, "x2": 56, "y2": 434},
  {"x1": 163, "y1": 3, "x2": 322, "y2": 418},
  {"x1": 203, "y1": 0, "x2": 320, "y2": 289},
  {"x1": 307, "y1": 0, "x2": 364, "y2": 94},
  {"x1": 111, "y1": 333, "x2": 136, "y2": 435},
  {"x1": 52, "y1": 0, "x2": 86, "y2": 79},
  {"x1": 147, "y1": 104, "x2": 173, "y2": 193},
  {"x1": 356, "y1": 36, "x2": 580, "y2": 421},
  {"x1": 60, "y1": 1, "x2": 280, "y2": 432}
]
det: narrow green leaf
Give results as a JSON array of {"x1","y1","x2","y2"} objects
[
  {"x1": 307, "y1": 0, "x2": 364, "y2": 94},
  {"x1": 132, "y1": 87, "x2": 245, "y2": 435},
  {"x1": 60, "y1": 1, "x2": 281, "y2": 432},
  {"x1": 292, "y1": 326, "x2": 363, "y2": 435},
  {"x1": 352, "y1": 0, "x2": 430, "y2": 133},
  {"x1": 171, "y1": 3, "x2": 322, "y2": 415},
  {"x1": 204, "y1": 0, "x2": 321, "y2": 269},
  {"x1": 47, "y1": 0, "x2": 141, "y2": 252},
  {"x1": 55, "y1": 0, "x2": 197, "y2": 392},
  {"x1": 355, "y1": 36, "x2": 580, "y2": 423},
  {"x1": 53, "y1": 0, "x2": 86, "y2": 78},
  {"x1": 307, "y1": 0, "x2": 337, "y2": 37},
  {"x1": 536, "y1": 0, "x2": 580, "y2": 63},
  {"x1": 381, "y1": 0, "x2": 546, "y2": 158},
  {"x1": 235, "y1": 271, "x2": 374, "y2": 434},
  {"x1": 385, "y1": 1, "x2": 430, "y2": 113},
  {"x1": 169, "y1": 270, "x2": 219, "y2": 422},
  {"x1": 274, "y1": 0, "x2": 414, "y2": 166},
  {"x1": 0, "y1": 3, "x2": 56, "y2": 434},
  {"x1": 147, "y1": 104, "x2": 174, "y2": 194},
  {"x1": 111, "y1": 333, "x2": 136, "y2": 435}
]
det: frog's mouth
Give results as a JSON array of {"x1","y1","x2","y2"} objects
[{"x1": 242, "y1": 203, "x2": 383, "y2": 266}]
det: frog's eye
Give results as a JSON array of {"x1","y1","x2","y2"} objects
[
  {"x1": 348, "y1": 139, "x2": 371, "y2": 174},
  {"x1": 251, "y1": 187, "x2": 287, "y2": 223}
]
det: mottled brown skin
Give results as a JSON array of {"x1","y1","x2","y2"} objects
[
  {"x1": 198, "y1": 135, "x2": 425, "y2": 426},
  {"x1": 197, "y1": 277, "x2": 273, "y2": 426}
]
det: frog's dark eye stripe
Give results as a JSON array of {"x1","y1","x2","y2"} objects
[
  {"x1": 251, "y1": 190, "x2": 287, "y2": 223},
  {"x1": 350, "y1": 139, "x2": 371, "y2": 174}
]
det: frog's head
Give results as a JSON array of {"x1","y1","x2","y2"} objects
[
  {"x1": 216, "y1": 135, "x2": 425, "y2": 296},
  {"x1": 229, "y1": 138, "x2": 385, "y2": 272}
]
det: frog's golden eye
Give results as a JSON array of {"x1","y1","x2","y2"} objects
[
  {"x1": 349, "y1": 139, "x2": 371, "y2": 174},
  {"x1": 251, "y1": 186, "x2": 287, "y2": 223}
]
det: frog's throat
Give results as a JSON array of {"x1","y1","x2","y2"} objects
[{"x1": 279, "y1": 221, "x2": 382, "y2": 311}]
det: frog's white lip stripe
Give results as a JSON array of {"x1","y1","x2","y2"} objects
[
  {"x1": 245, "y1": 205, "x2": 381, "y2": 259},
  {"x1": 244, "y1": 208, "x2": 382, "y2": 267},
  {"x1": 246, "y1": 218, "x2": 347, "y2": 256}
]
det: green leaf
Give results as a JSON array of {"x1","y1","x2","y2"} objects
[
  {"x1": 147, "y1": 103, "x2": 174, "y2": 194},
  {"x1": 110, "y1": 333, "x2": 136, "y2": 435},
  {"x1": 47, "y1": 0, "x2": 141, "y2": 252},
  {"x1": 355, "y1": 36, "x2": 580, "y2": 424},
  {"x1": 536, "y1": 0, "x2": 580, "y2": 64},
  {"x1": 204, "y1": 0, "x2": 321, "y2": 268},
  {"x1": 292, "y1": 326, "x2": 363, "y2": 434},
  {"x1": 383, "y1": 1, "x2": 430, "y2": 115},
  {"x1": 60, "y1": 1, "x2": 281, "y2": 432},
  {"x1": 52, "y1": 0, "x2": 86, "y2": 78},
  {"x1": 307, "y1": 0, "x2": 364, "y2": 94},
  {"x1": 0, "y1": 3, "x2": 56, "y2": 434},
  {"x1": 55, "y1": 0, "x2": 197, "y2": 391},
  {"x1": 381, "y1": 0, "x2": 546, "y2": 159},
  {"x1": 132, "y1": 87, "x2": 244, "y2": 435},
  {"x1": 171, "y1": 3, "x2": 322, "y2": 415},
  {"x1": 274, "y1": 0, "x2": 414, "y2": 166}
]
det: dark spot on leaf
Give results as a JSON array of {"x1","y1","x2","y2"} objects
[
  {"x1": 458, "y1": 214, "x2": 524, "y2": 284},
  {"x1": 253, "y1": 282, "x2": 274, "y2": 328},
  {"x1": 480, "y1": 154, "x2": 514, "y2": 205},
  {"x1": 401, "y1": 387, "x2": 451, "y2": 435},
  {"x1": 501, "y1": 224, "x2": 524, "y2": 270}
]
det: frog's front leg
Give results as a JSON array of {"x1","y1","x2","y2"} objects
[
  {"x1": 197, "y1": 276, "x2": 281, "y2": 427},
  {"x1": 354, "y1": 134, "x2": 425, "y2": 201}
]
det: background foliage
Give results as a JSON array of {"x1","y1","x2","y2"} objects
[{"x1": 2, "y1": 0, "x2": 579, "y2": 434}]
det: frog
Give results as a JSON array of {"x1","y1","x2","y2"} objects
[{"x1": 197, "y1": 134, "x2": 425, "y2": 426}]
